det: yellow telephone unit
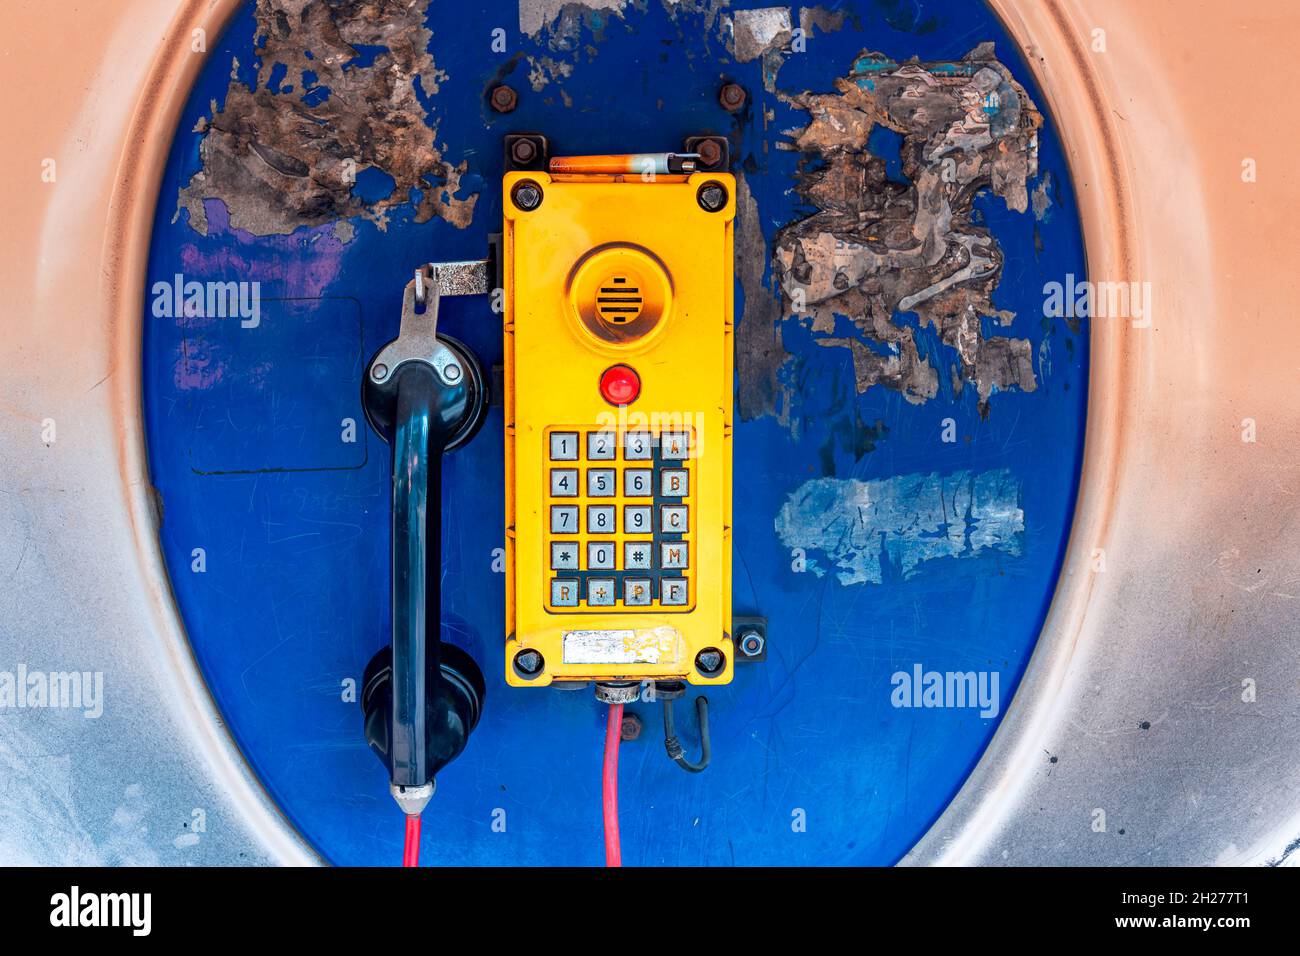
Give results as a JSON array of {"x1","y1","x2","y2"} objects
[{"x1": 503, "y1": 157, "x2": 735, "y2": 690}]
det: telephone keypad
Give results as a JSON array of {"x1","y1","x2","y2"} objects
[{"x1": 543, "y1": 426, "x2": 695, "y2": 612}]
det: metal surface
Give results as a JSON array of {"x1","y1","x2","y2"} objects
[{"x1": 1, "y1": 0, "x2": 1297, "y2": 869}]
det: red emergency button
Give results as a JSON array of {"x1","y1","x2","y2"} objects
[{"x1": 599, "y1": 364, "x2": 640, "y2": 405}]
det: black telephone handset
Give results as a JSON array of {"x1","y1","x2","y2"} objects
[{"x1": 359, "y1": 263, "x2": 490, "y2": 818}]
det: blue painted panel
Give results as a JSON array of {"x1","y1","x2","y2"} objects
[{"x1": 142, "y1": 1, "x2": 1088, "y2": 865}]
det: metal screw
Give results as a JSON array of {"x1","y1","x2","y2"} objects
[
  {"x1": 738, "y1": 629, "x2": 765, "y2": 658},
  {"x1": 513, "y1": 649, "x2": 543, "y2": 677},
  {"x1": 510, "y1": 138, "x2": 537, "y2": 165},
  {"x1": 697, "y1": 181, "x2": 728, "y2": 212},
  {"x1": 697, "y1": 139, "x2": 723, "y2": 168},
  {"x1": 370, "y1": 362, "x2": 389, "y2": 382},
  {"x1": 490, "y1": 84, "x2": 517, "y2": 113},
  {"x1": 619, "y1": 712, "x2": 643, "y2": 742},
  {"x1": 695, "y1": 647, "x2": 725, "y2": 676},
  {"x1": 512, "y1": 179, "x2": 543, "y2": 211},
  {"x1": 442, "y1": 363, "x2": 463, "y2": 384},
  {"x1": 719, "y1": 82, "x2": 746, "y2": 112}
]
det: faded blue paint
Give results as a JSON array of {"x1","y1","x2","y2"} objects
[{"x1": 142, "y1": 1, "x2": 1089, "y2": 865}]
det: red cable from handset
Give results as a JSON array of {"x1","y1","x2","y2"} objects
[
  {"x1": 402, "y1": 814, "x2": 421, "y2": 867},
  {"x1": 603, "y1": 703, "x2": 623, "y2": 867}
]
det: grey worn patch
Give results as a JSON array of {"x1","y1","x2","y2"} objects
[
  {"x1": 775, "y1": 468, "x2": 1024, "y2": 585},
  {"x1": 175, "y1": 0, "x2": 475, "y2": 237},
  {"x1": 763, "y1": 44, "x2": 1043, "y2": 417}
]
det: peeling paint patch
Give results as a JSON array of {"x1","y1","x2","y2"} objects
[
  {"x1": 759, "y1": 44, "x2": 1042, "y2": 416},
  {"x1": 527, "y1": 55, "x2": 574, "y2": 91},
  {"x1": 521, "y1": 0, "x2": 627, "y2": 47},
  {"x1": 175, "y1": 0, "x2": 475, "y2": 237},
  {"x1": 732, "y1": 7, "x2": 793, "y2": 62},
  {"x1": 775, "y1": 468, "x2": 1024, "y2": 585}
]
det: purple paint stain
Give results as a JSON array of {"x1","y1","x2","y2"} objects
[{"x1": 178, "y1": 199, "x2": 350, "y2": 299}]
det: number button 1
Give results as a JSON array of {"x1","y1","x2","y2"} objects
[{"x1": 549, "y1": 432, "x2": 578, "y2": 461}]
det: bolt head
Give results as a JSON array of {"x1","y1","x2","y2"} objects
[
  {"x1": 512, "y1": 180, "x2": 543, "y2": 211},
  {"x1": 619, "y1": 713, "x2": 643, "y2": 742},
  {"x1": 442, "y1": 363, "x2": 463, "y2": 383},
  {"x1": 370, "y1": 362, "x2": 389, "y2": 382},
  {"x1": 697, "y1": 139, "x2": 723, "y2": 168},
  {"x1": 719, "y1": 83, "x2": 746, "y2": 111},
  {"x1": 697, "y1": 181, "x2": 728, "y2": 212},
  {"x1": 490, "y1": 85, "x2": 517, "y2": 112},
  {"x1": 695, "y1": 647, "x2": 725, "y2": 676},
  {"x1": 739, "y1": 630, "x2": 765, "y2": 658},
  {"x1": 514, "y1": 649, "x2": 543, "y2": 677},
  {"x1": 511, "y1": 139, "x2": 537, "y2": 164}
]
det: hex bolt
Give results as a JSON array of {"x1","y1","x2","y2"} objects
[
  {"x1": 719, "y1": 82, "x2": 746, "y2": 112},
  {"x1": 490, "y1": 84, "x2": 518, "y2": 113},
  {"x1": 620, "y1": 712, "x2": 643, "y2": 742},
  {"x1": 514, "y1": 649, "x2": 544, "y2": 678},
  {"x1": 512, "y1": 179, "x2": 543, "y2": 211},
  {"x1": 697, "y1": 181, "x2": 728, "y2": 212},
  {"x1": 697, "y1": 139, "x2": 723, "y2": 168},
  {"x1": 738, "y1": 629, "x2": 765, "y2": 658},
  {"x1": 695, "y1": 647, "x2": 725, "y2": 676},
  {"x1": 510, "y1": 138, "x2": 537, "y2": 166},
  {"x1": 370, "y1": 362, "x2": 389, "y2": 382}
]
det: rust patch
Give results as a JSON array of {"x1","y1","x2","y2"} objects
[
  {"x1": 175, "y1": 0, "x2": 475, "y2": 237},
  {"x1": 760, "y1": 43, "x2": 1043, "y2": 416}
]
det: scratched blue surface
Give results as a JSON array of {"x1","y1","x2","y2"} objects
[{"x1": 142, "y1": 1, "x2": 1088, "y2": 865}]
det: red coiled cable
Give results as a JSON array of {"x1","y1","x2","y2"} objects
[
  {"x1": 402, "y1": 814, "x2": 421, "y2": 867},
  {"x1": 602, "y1": 702, "x2": 623, "y2": 867}
]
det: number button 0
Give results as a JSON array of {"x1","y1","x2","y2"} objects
[
  {"x1": 587, "y1": 541, "x2": 616, "y2": 570},
  {"x1": 587, "y1": 468, "x2": 616, "y2": 497},
  {"x1": 624, "y1": 469, "x2": 653, "y2": 497},
  {"x1": 549, "y1": 432, "x2": 579, "y2": 461}
]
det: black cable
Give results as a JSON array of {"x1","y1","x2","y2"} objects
[{"x1": 663, "y1": 695, "x2": 710, "y2": 773}]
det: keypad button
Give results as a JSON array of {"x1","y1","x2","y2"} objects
[
  {"x1": 550, "y1": 505, "x2": 579, "y2": 534},
  {"x1": 587, "y1": 541, "x2": 616, "y2": 570},
  {"x1": 661, "y1": 431, "x2": 691, "y2": 460},
  {"x1": 587, "y1": 505, "x2": 616, "y2": 534},
  {"x1": 587, "y1": 468, "x2": 616, "y2": 497},
  {"x1": 623, "y1": 431, "x2": 653, "y2": 460},
  {"x1": 661, "y1": 468, "x2": 689, "y2": 497},
  {"x1": 551, "y1": 578, "x2": 579, "y2": 607},
  {"x1": 587, "y1": 431, "x2": 617, "y2": 460},
  {"x1": 661, "y1": 578, "x2": 688, "y2": 606},
  {"x1": 660, "y1": 504, "x2": 688, "y2": 533},
  {"x1": 586, "y1": 578, "x2": 616, "y2": 607},
  {"x1": 660, "y1": 541, "x2": 689, "y2": 569},
  {"x1": 549, "y1": 432, "x2": 579, "y2": 461},
  {"x1": 624, "y1": 541, "x2": 653, "y2": 570},
  {"x1": 551, "y1": 542, "x2": 579, "y2": 570},
  {"x1": 624, "y1": 468, "x2": 653, "y2": 497},
  {"x1": 623, "y1": 577, "x2": 653, "y2": 606},
  {"x1": 623, "y1": 505, "x2": 652, "y2": 535},
  {"x1": 550, "y1": 468, "x2": 579, "y2": 497}
]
